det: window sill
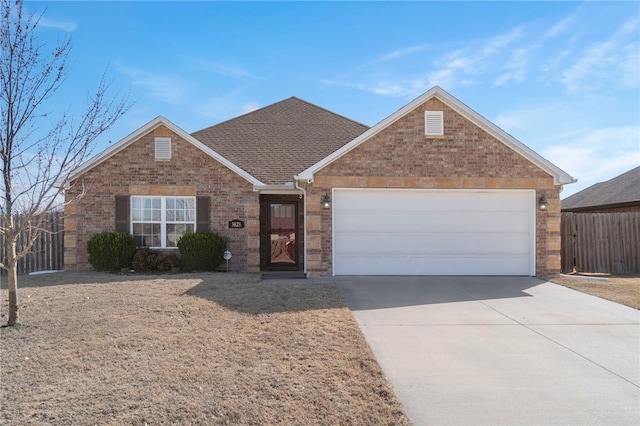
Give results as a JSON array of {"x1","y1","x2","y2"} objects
[{"x1": 142, "y1": 246, "x2": 180, "y2": 250}]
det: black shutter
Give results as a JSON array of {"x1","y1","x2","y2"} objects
[
  {"x1": 196, "y1": 196, "x2": 210, "y2": 233},
  {"x1": 115, "y1": 196, "x2": 130, "y2": 232}
]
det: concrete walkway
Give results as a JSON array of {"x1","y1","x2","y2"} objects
[{"x1": 336, "y1": 276, "x2": 640, "y2": 426}]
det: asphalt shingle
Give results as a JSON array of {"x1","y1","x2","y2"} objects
[
  {"x1": 191, "y1": 97, "x2": 369, "y2": 185},
  {"x1": 562, "y1": 166, "x2": 640, "y2": 211}
]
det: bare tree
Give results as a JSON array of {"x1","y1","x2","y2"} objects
[{"x1": 1, "y1": 0, "x2": 131, "y2": 325}]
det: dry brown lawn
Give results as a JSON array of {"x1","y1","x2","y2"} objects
[
  {"x1": 551, "y1": 274, "x2": 640, "y2": 309},
  {"x1": 0, "y1": 272, "x2": 410, "y2": 425}
]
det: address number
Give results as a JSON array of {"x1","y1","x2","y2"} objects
[{"x1": 228, "y1": 220, "x2": 245, "y2": 229}]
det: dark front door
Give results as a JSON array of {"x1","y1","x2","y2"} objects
[{"x1": 268, "y1": 202, "x2": 298, "y2": 267}]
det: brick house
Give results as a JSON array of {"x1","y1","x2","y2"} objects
[{"x1": 65, "y1": 86, "x2": 574, "y2": 277}]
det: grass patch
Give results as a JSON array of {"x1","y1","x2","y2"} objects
[
  {"x1": 551, "y1": 275, "x2": 639, "y2": 309},
  {"x1": 0, "y1": 271, "x2": 410, "y2": 425}
]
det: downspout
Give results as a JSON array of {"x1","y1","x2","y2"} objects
[{"x1": 294, "y1": 179, "x2": 308, "y2": 277}]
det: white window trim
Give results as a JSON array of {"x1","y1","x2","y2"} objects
[
  {"x1": 131, "y1": 195, "x2": 195, "y2": 248},
  {"x1": 154, "y1": 137, "x2": 172, "y2": 159},
  {"x1": 425, "y1": 110, "x2": 444, "y2": 136}
]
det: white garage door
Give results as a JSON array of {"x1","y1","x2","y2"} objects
[{"x1": 333, "y1": 189, "x2": 535, "y2": 276}]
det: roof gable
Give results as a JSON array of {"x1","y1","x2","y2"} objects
[
  {"x1": 191, "y1": 97, "x2": 368, "y2": 185},
  {"x1": 68, "y1": 116, "x2": 263, "y2": 186},
  {"x1": 296, "y1": 86, "x2": 575, "y2": 185},
  {"x1": 562, "y1": 166, "x2": 640, "y2": 211}
]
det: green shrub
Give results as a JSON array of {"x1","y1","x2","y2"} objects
[
  {"x1": 87, "y1": 231, "x2": 137, "y2": 272},
  {"x1": 132, "y1": 248, "x2": 180, "y2": 273},
  {"x1": 177, "y1": 232, "x2": 227, "y2": 271}
]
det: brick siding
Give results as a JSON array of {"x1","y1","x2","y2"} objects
[
  {"x1": 304, "y1": 99, "x2": 561, "y2": 278},
  {"x1": 64, "y1": 125, "x2": 260, "y2": 272},
  {"x1": 65, "y1": 97, "x2": 565, "y2": 278}
]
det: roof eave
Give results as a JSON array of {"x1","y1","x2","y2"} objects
[
  {"x1": 562, "y1": 200, "x2": 640, "y2": 212},
  {"x1": 254, "y1": 183, "x2": 303, "y2": 194}
]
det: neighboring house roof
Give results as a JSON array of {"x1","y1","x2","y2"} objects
[
  {"x1": 67, "y1": 116, "x2": 264, "y2": 186},
  {"x1": 296, "y1": 86, "x2": 575, "y2": 185},
  {"x1": 562, "y1": 166, "x2": 640, "y2": 211},
  {"x1": 192, "y1": 97, "x2": 369, "y2": 185}
]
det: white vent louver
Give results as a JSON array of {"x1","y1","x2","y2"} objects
[
  {"x1": 154, "y1": 137, "x2": 171, "y2": 159},
  {"x1": 425, "y1": 111, "x2": 444, "y2": 136}
]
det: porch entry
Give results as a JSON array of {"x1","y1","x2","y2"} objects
[{"x1": 259, "y1": 195, "x2": 303, "y2": 271}]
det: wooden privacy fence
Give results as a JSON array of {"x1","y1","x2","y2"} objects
[
  {"x1": 561, "y1": 212, "x2": 640, "y2": 275},
  {"x1": 0, "y1": 212, "x2": 65, "y2": 275}
]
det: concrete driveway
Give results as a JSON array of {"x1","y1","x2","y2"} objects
[{"x1": 336, "y1": 276, "x2": 640, "y2": 426}]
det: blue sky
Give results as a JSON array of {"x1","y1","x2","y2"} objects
[{"x1": 29, "y1": 1, "x2": 640, "y2": 198}]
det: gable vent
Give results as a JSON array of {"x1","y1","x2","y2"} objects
[
  {"x1": 425, "y1": 111, "x2": 444, "y2": 136},
  {"x1": 154, "y1": 137, "x2": 172, "y2": 159}
]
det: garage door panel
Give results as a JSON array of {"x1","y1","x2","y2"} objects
[
  {"x1": 333, "y1": 189, "x2": 534, "y2": 276},
  {"x1": 335, "y1": 233, "x2": 530, "y2": 256},
  {"x1": 336, "y1": 211, "x2": 530, "y2": 234},
  {"x1": 334, "y1": 254, "x2": 531, "y2": 276}
]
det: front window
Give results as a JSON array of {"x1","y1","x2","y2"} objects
[{"x1": 131, "y1": 196, "x2": 195, "y2": 248}]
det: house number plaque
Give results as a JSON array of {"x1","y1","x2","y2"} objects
[{"x1": 228, "y1": 220, "x2": 244, "y2": 229}]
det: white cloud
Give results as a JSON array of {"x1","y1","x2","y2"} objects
[
  {"x1": 194, "y1": 99, "x2": 236, "y2": 121},
  {"x1": 540, "y1": 49, "x2": 571, "y2": 73},
  {"x1": 196, "y1": 60, "x2": 263, "y2": 80},
  {"x1": 351, "y1": 45, "x2": 431, "y2": 72},
  {"x1": 493, "y1": 95, "x2": 639, "y2": 198},
  {"x1": 321, "y1": 44, "x2": 432, "y2": 96},
  {"x1": 192, "y1": 88, "x2": 258, "y2": 122},
  {"x1": 115, "y1": 63, "x2": 190, "y2": 104},
  {"x1": 366, "y1": 81, "x2": 404, "y2": 97},
  {"x1": 482, "y1": 27, "x2": 524, "y2": 56},
  {"x1": 242, "y1": 102, "x2": 260, "y2": 114},
  {"x1": 344, "y1": 27, "x2": 525, "y2": 97},
  {"x1": 559, "y1": 18, "x2": 640, "y2": 92},
  {"x1": 494, "y1": 47, "x2": 536, "y2": 86},
  {"x1": 543, "y1": 126, "x2": 640, "y2": 197},
  {"x1": 494, "y1": 103, "x2": 566, "y2": 134},
  {"x1": 377, "y1": 45, "x2": 430, "y2": 63},
  {"x1": 38, "y1": 16, "x2": 77, "y2": 32},
  {"x1": 617, "y1": 42, "x2": 640, "y2": 89},
  {"x1": 542, "y1": 13, "x2": 576, "y2": 40},
  {"x1": 433, "y1": 48, "x2": 476, "y2": 76},
  {"x1": 363, "y1": 77, "x2": 427, "y2": 98}
]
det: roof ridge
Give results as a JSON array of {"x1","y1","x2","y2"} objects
[
  {"x1": 188, "y1": 97, "x2": 369, "y2": 185},
  {"x1": 191, "y1": 97, "x2": 369, "y2": 135},
  {"x1": 191, "y1": 97, "x2": 297, "y2": 134},
  {"x1": 287, "y1": 97, "x2": 370, "y2": 129}
]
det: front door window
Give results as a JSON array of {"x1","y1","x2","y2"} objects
[{"x1": 269, "y1": 203, "x2": 296, "y2": 265}]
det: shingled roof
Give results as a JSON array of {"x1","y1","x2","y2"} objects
[
  {"x1": 191, "y1": 97, "x2": 369, "y2": 185},
  {"x1": 562, "y1": 166, "x2": 640, "y2": 211}
]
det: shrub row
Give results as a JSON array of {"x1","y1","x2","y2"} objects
[{"x1": 87, "y1": 231, "x2": 227, "y2": 272}]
